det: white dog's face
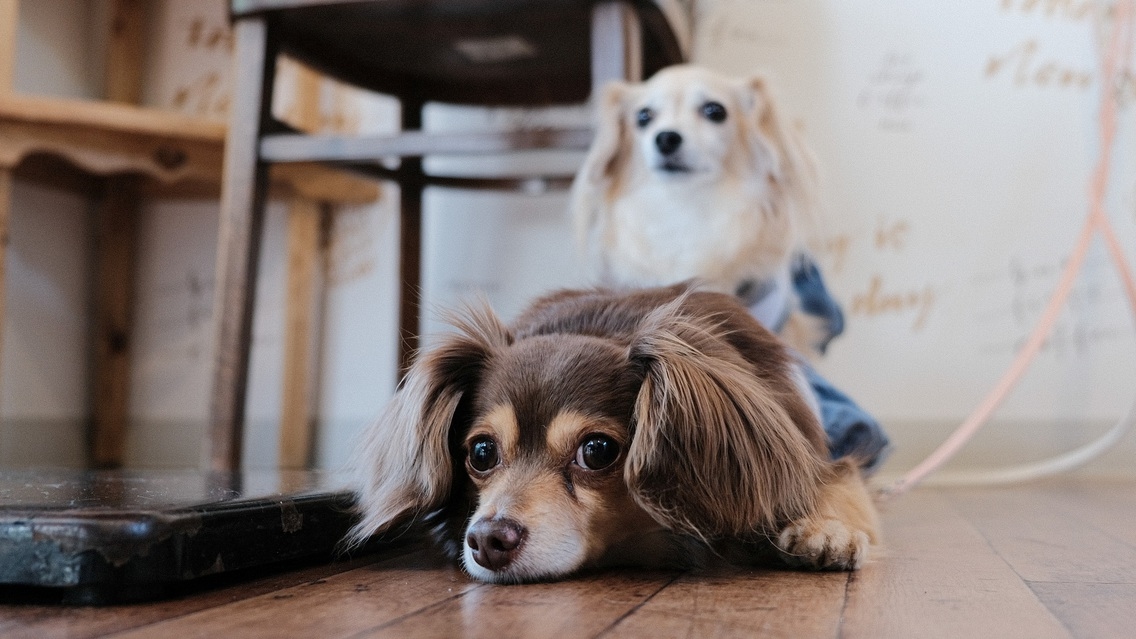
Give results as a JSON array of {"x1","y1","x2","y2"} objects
[
  {"x1": 570, "y1": 66, "x2": 817, "y2": 299},
  {"x1": 618, "y1": 66, "x2": 778, "y2": 186},
  {"x1": 626, "y1": 68, "x2": 745, "y2": 183}
]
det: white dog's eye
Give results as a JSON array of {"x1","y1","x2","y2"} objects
[
  {"x1": 700, "y1": 101, "x2": 728, "y2": 123},
  {"x1": 575, "y1": 435, "x2": 621, "y2": 470},
  {"x1": 468, "y1": 436, "x2": 500, "y2": 473},
  {"x1": 635, "y1": 107, "x2": 654, "y2": 128}
]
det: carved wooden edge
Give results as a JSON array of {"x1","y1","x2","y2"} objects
[
  {"x1": 0, "y1": 110, "x2": 380, "y2": 204},
  {"x1": 0, "y1": 118, "x2": 224, "y2": 185}
]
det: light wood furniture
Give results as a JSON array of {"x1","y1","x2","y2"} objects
[
  {"x1": 214, "y1": 0, "x2": 689, "y2": 472},
  {"x1": 0, "y1": 0, "x2": 379, "y2": 469},
  {"x1": 2, "y1": 479, "x2": 1133, "y2": 636}
]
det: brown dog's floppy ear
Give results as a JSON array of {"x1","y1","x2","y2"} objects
[
  {"x1": 570, "y1": 81, "x2": 631, "y2": 255},
  {"x1": 742, "y1": 77, "x2": 819, "y2": 242},
  {"x1": 348, "y1": 304, "x2": 512, "y2": 547},
  {"x1": 625, "y1": 298, "x2": 827, "y2": 539}
]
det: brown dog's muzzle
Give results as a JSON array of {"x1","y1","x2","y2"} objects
[{"x1": 466, "y1": 518, "x2": 527, "y2": 571}]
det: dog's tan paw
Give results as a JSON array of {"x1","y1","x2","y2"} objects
[{"x1": 775, "y1": 518, "x2": 870, "y2": 570}]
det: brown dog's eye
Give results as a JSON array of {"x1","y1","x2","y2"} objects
[
  {"x1": 700, "y1": 101, "x2": 727, "y2": 123},
  {"x1": 636, "y1": 107, "x2": 654, "y2": 128},
  {"x1": 468, "y1": 437, "x2": 500, "y2": 473},
  {"x1": 575, "y1": 435, "x2": 620, "y2": 470}
]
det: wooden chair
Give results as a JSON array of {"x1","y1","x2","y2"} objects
[{"x1": 214, "y1": 0, "x2": 690, "y2": 471}]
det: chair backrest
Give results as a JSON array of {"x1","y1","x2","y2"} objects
[{"x1": 231, "y1": 0, "x2": 688, "y2": 106}]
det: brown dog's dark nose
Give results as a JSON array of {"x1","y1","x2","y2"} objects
[
  {"x1": 466, "y1": 518, "x2": 526, "y2": 571},
  {"x1": 655, "y1": 130, "x2": 683, "y2": 155}
]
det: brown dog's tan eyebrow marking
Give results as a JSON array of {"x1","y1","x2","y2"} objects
[
  {"x1": 468, "y1": 404, "x2": 519, "y2": 459},
  {"x1": 546, "y1": 411, "x2": 595, "y2": 501},
  {"x1": 546, "y1": 411, "x2": 627, "y2": 460},
  {"x1": 545, "y1": 411, "x2": 594, "y2": 459}
]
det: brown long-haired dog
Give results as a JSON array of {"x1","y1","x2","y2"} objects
[{"x1": 350, "y1": 284, "x2": 878, "y2": 584}]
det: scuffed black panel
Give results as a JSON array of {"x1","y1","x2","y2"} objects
[{"x1": 0, "y1": 470, "x2": 379, "y2": 604}]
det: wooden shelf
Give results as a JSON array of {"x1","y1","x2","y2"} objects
[
  {"x1": 0, "y1": 92, "x2": 379, "y2": 470},
  {"x1": 0, "y1": 93, "x2": 380, "y2": 203}
]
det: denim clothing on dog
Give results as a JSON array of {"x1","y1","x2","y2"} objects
[{"x1": 746, "y1": 253, "x2": 891, "y2": 472}]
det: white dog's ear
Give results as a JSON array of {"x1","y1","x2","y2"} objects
[
  {"x1": 348, "y1": 304, "x2": 512, "y2": 548},
  {"x1": 570, "y1": 81, "x2": 632, "y2": 255},
  {"x1": 625, "y1": 297, "x2": 828, "y2": 540},
  {"x1": 742, "y1": 77, "x2": 819, "y2": 242}
]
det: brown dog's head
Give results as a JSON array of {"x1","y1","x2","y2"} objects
[{"x1": 350, "y1": 286, "x2": 829, "y2": 583}]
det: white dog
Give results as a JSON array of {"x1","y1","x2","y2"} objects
[{"x1": 570, "y1": 64, "x2": 836, "y2": 353}]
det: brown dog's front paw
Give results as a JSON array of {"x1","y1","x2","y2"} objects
[{"x1": 775, "y1": 518, "x2": 870, "y2": 570}]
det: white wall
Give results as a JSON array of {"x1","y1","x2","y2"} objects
[
  {"x1": 3, "y1": 0, "x2": 1134, "y2": 478},
  {"x1": 0, "y1": 180, "x2": 91, "y2": 467},
  {"x1": 2, "y1": 0, "x2": 104, "y2": 467},
  {"x1": 12, "y1": 0, "x2": 106, "y2": 99}
]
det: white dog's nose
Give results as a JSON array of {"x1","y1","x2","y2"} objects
[{"x1": 655, "y1": 130, "x2": 683, "y2": 155}]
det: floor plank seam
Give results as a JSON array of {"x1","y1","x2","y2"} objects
[
  {"x1": 1022, "y1": 583, "x2": 1079, "y2": 639},
  {"x1": 941, "y1": 492, "x2": 1035, "y2": 584},
  {"x1": 95, "y1": 559, "x2": 391, "y2": 639},
  {"x1": 341, "y1": 584, "x2": 487, "y2": 639},
  {"x1": 592, "y1": 572, "x2": 684, "y2": 638},
  {"x1": 944, "y1": 493, "x2": 1083, "y2": 639},
  {"x1": 835, "y1": 569, "x2": 855, "y2": 639}
]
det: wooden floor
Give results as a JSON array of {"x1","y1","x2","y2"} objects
[{"x1": 2, "y1": 479, "x2": 1134, "y2": 638}]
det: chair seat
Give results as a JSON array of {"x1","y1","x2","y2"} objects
[{"x1": 232, "y1": 0, "x2": 689, "y2": 105}]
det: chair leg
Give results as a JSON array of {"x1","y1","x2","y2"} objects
[
  {"x1": 397, "y1": 98, "x2": 425, "y2": 379},
  {"x1": 591, "y1": 0, "x2": 643, "y2": 88},
  {"x1": 208, "y1": 16, "x2": 277, "y2": 473},
  {"x1": 0, "y1": 168, "x2": 10, "y2": 414}
]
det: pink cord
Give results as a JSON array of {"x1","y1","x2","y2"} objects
[{"x1": 883, "y1": 1, "x2": 1136, "y2": 498}]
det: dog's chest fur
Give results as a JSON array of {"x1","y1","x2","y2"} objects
[{"x1": 602, "y1": 179, "x2": 792, "y2": 292}]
